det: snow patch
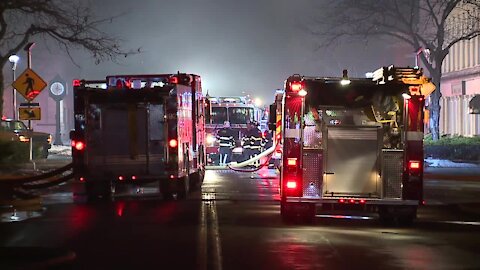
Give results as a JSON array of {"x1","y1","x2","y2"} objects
[
  {"x1": 49, "y1": 145, "x2": 71, "y2": 156},
  {"x1": 425, "y1": 158, "x2": 479, "y2": 168}
]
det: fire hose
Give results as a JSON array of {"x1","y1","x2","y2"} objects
[
  {"x1": 21, "y1": 172, "x2": 74, "y2": 190},
  {"x1": 226, "y1": 142, "x2": 279, "y2": 172},
  {"x1": 0, "y1": 163, "x2": 73, "y2": 185}
]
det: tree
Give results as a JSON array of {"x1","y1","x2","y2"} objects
[
  {"x1": 311, "y1": 0, "x2": 480, "y2": 140},
  {"x1": 0, "y1": 0, "x2": 138, "y2": 115}
]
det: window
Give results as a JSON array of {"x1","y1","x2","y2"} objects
[
  {"x1": 228, "y1": 107, "x2": 254, "y2": 124},
  {"x1": 211, "y1": 107, "x2": 227, "y2": 124}
]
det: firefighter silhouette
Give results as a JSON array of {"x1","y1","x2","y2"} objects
[{"x1": 23, "y1": 73, "x2": 35, "y2": 96}]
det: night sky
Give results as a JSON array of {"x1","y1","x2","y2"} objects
[{"x1": 6, "y1": 0, "x2": 413, "y2": 106}]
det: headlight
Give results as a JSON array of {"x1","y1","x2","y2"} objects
[{"x1": 206, "y1": 134, "x2": 216, "y2": 145}]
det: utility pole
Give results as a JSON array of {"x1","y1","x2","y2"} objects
[
  {"x1": 24, "y1": 42, "x2": 35, "y2": 129},
  {"x1": 8, "y1": 55, "x2": 19, "y2": 120}
]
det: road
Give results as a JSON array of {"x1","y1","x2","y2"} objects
[{"x1": 1, "y1": 167, "x2": 480, "y2": 269}]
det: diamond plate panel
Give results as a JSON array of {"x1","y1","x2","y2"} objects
[
  {"x1": 382, "y1": 150, "x2": 404, "y2": 198},
  {"x1": 302, "y1": 149, "x2": 323, "y2": 197}
]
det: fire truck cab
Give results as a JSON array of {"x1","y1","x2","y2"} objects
[
  {"x1": 271, "y1": 66, "x2": 435, "y2": 224},
  {"x1": 70, "y1": 73, "x2": 205, "y2": 201},
  {"x1": 205, "y1": 96, "x2": 263, "y2": 165}
]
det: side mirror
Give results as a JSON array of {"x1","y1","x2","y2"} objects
[{"x1": 268, "y1": 104, "x2": 277, "y2": 131}]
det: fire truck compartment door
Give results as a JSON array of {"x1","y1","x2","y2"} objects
[
  {"x1": 323, "y1": 126, "x2": 381, "y2": 197},
  {"x1": 86, "y1": 102, "x2": 165, "y2": 176}
]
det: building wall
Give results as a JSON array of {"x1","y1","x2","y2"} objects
[{"x1": 439, "y1": 7, "x2": 480, "y2": 137}]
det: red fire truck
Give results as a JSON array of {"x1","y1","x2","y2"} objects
[
  {"x1": 270, "y1": 66, "x2": 435, "y2": 224},
  {"x1": 70, "y1": 73, "x2": 206, "y2": 200},
  {"x1": 204, "y1": 96, "x2": 263, "y2": 165}
]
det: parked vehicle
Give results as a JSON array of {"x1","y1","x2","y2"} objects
[{"x1": 0, "y1": 119, "x2": 52, "y2": 159}]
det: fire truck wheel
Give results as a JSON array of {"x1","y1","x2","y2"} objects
[
  {"x1": 189, "y1": 170, "x2": 205, "y2": 191},
  {"x1": 176, "y1": 175, "x2": 190, "y2": 200},
  {"x1": 85, "y1": 180, "x2": 113, "y2": 202}
]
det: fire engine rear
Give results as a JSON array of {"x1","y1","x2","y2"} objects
[
  {"x1": 270, "y1": 66, "x2": 435, "y2": 224},
  {"x1": 70, "y1": 73, "x2": 206, "y2": 200}
]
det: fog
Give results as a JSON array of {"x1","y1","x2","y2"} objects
[{"x1": 3, "y1": 0, "x2": 413, "y2": 137}]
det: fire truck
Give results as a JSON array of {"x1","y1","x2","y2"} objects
[
  {"x1": 270, "y1": 66, "x2": 435, "y2": 224},
  {"x1": 70, "y1": 73, "x2": 206, "y2": 200},
  {"x1": 204, "y1": 96, "x2": 263, "y2": 165}
]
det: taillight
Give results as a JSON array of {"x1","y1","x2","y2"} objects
[
  {"x1": 79, "y1": 177, "x2": 85, "y2": 182},
  {"x1": 131, "y1": 176, "x2": 137, "y2": 181},
  {"x1": 286, "y1": 181, "x2": 297, "y2": 189},
  {"x1": 409, "y1": 160, "x2": 421, "y2": 170},
  {"x1": 118, "y1": 176, "x2": 124, "y2": 181},
  {"x1": 71, "y1": 140, "x2": 85, "y2": 151},
  {"x1": 169, "y1": 139, "x2": 178, "y2": 148},
  {"x1": 287, "y1": 158, "x2": 297, "y2": 167},
  {"x1": 73, "y1": 79, "x2": 81, "y2": 87}
]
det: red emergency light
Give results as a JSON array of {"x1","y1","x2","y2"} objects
[
  {"x1": 289, "y1": 82, "x2": 303, "y2": 92},
  {"x1": 169, "y1": 139, "x2": 178, "y2": 148},
  {"x1": 169, "y1": 76, "x2": 179, "y2": 84},
  {"x1": 73, "y1": 79, "x2": 81, "y2": 87}
]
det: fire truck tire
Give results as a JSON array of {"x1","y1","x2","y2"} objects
[
  {"x1": 281, "y1": 202, "x2": 315, "y2": 223},
  {"x1": 85, "y1": 180, "x2": 113, "y2": 202},
  {"x1": 176, "y1": 175, "x2": 190, "y2": 200},
  {"x1": 378, "y1": 206, "x2": 416, "y2": 226}
]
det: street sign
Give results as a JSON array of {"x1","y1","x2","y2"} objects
[
  {"x1": 18, "y1": 107, "x2": 41, "y2": 120},
  {"x1": 12, "y1": 68, "x2": 47, "y2": 101}
]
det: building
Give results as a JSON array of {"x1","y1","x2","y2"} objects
[{"x1": 440, "y1": 4, "x2": 480, "y2": 136}]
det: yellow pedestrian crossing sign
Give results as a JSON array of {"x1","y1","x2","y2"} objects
[
  {"x1": 19, "y1": 107, "x2": 41, "y2": 120},
  {"x1": 12, "y1": 68, "x2": 47, "y2": 101}
]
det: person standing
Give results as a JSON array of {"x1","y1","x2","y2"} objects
[
  {"x1": 243, "y1": 121, "x2": 262, "y2": 168},
  {"x1": 217, "y1": 121, "x2": 235, "y2": 166}
]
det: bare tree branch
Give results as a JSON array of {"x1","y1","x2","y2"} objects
[
  {"x1": 0, "y1": 0, "x2": 141, "y2": 114},
  {"x1": 308, "y1": 0, "x2": 480, "y2": 140}
]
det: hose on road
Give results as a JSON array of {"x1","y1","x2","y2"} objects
[
  {"x1": 21, "y1": 172, "x2": 74, "y2": 190},
  {"x1": 0, "y1": 163, "x2": 73, "y2": 185}
]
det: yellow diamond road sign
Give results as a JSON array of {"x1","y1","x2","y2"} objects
[
  {"x1": 19, "y1": 107, "x2": 41, "y2": 120},
  {"x1": 12, "y1": 68, "x2": 47, "y2": 101}
]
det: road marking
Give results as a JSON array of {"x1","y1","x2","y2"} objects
[
  {"x1": 441, "y1": 221, "x2": 480, "y2": 226},
  {"x1": 198, "y1": 195, "x2": 223, "y2": 270}
]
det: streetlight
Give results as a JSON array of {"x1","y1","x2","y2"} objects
[{"x1": 9, "y1": 54, "x2": 20, "y2": 120}]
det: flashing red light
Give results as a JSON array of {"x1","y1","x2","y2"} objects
[
  {"x1": 73, "y1": 141, "x2": 85, "y2": 151},
  {"x1": 287, "y1": 158, "x2": 297, "y2": 166},
  {"x1": 290, "y1": 82, "x2": 303, "y2": 92},
  {"x1": 360, "y1": 199, "x2": 366, "y2": 204},
  {"x1": 116, "y1": 79, "x2": 123, "y2": 89},
  {"x1": 339, "y1": 199, "x2": 345, "y2": 203},
  {"x1": 170, "y1": 175, "x2": 175, "y2": 179},
  {"x1": 79, "y1": 177, "x2": 85, "y2": 182},
  {"x1": 73, "y1": 79, "x2": 81, "y2": 87},
  {"x1": 118, "y1": 176, "x2": 124, "y2": 181},
  {"x1": 169, "y1": 76, "x2": 179, "y2": 84},
  {"x1": 409, "y1": 160, "x2": 421, "y2": 170},
  {"x1": 169, "y1": 139, "x2": 178, "y2": 148},
  {"x1": 349, "y1": 199, "x2": 355, "y2": 203},
  {"x1": 131, "y1": 175, "x2": 137, "y2": 181},
  {"x1": 286, "y1": 181, "x2": 297, "y2": 189}
]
